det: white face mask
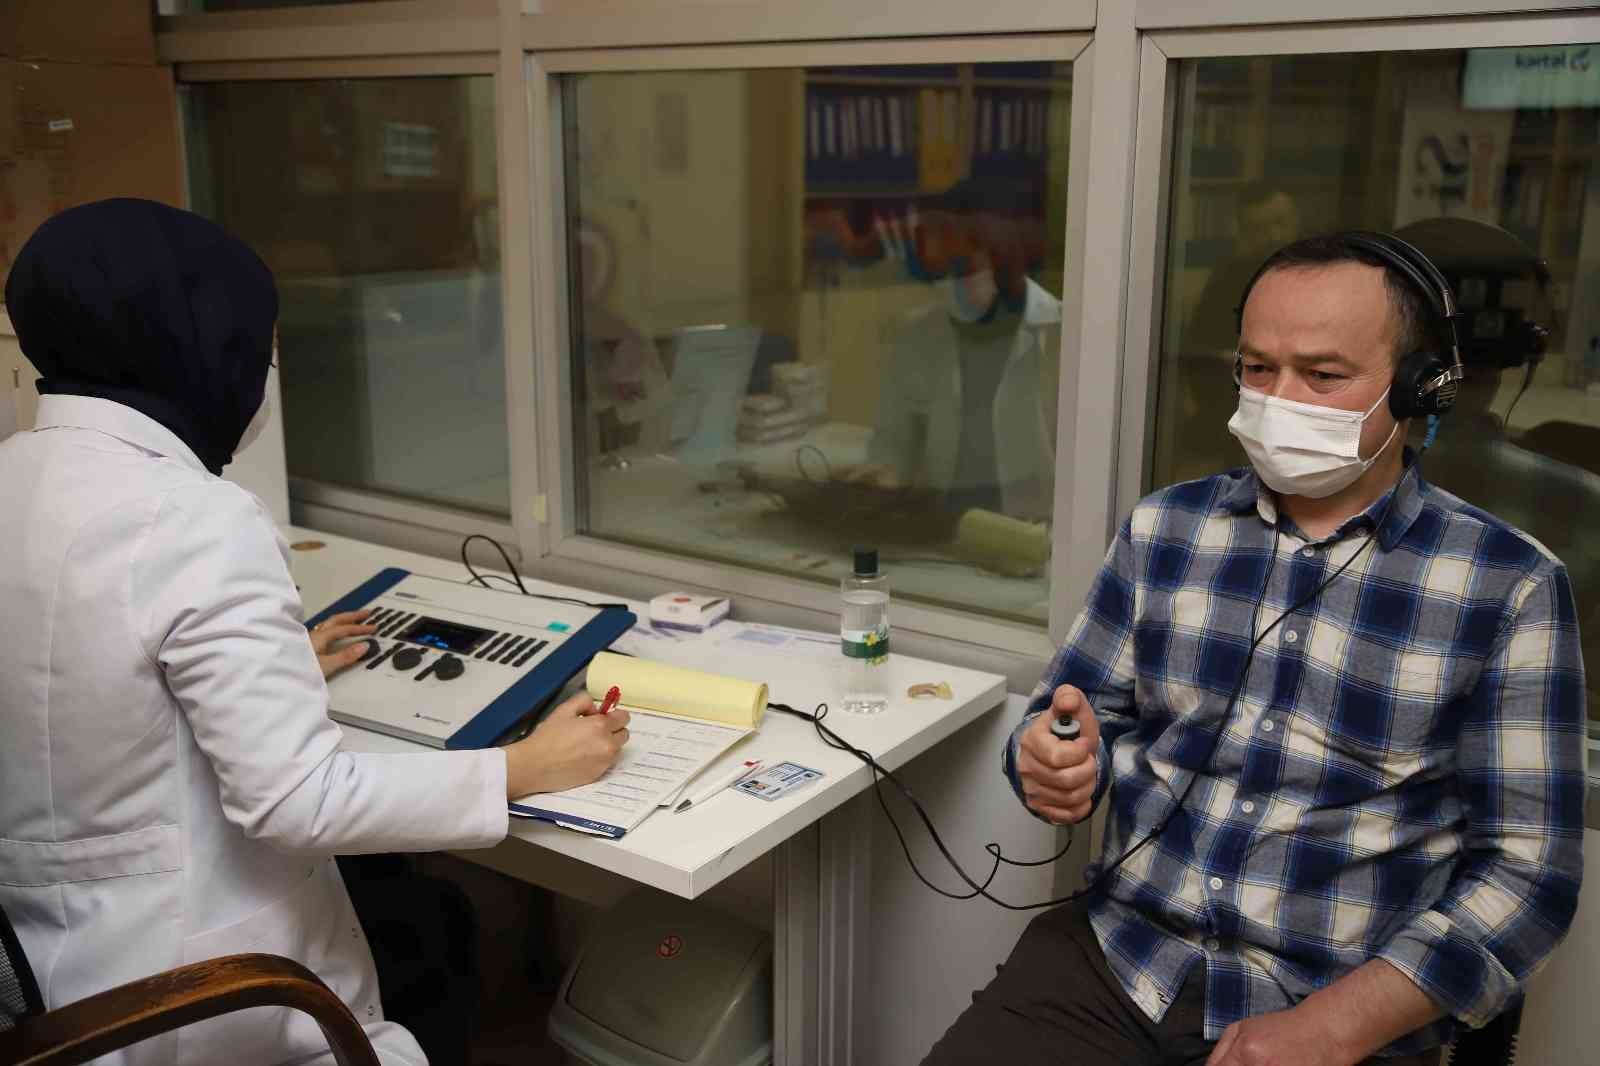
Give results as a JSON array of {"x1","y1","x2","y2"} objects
[
  {"x1": 1227, "y1": 386, "x2": 1399, "y2": 499},
  {"x1": 942, "y1": 267, "x2": 998, "y2": 324},
  {"x1": 235, "y1": 392, "x2": 271, "y2": 457}
]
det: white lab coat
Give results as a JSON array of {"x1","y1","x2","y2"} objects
[
  {"x1": 0, "y1": 395, "x2": 510, "y2": 1065},
  {"x1": 868, "y1": 277, "x2": 1062, "y2": 521}
]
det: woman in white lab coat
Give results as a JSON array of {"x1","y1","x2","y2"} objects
[
  {"x1": 0, "y1": 199, "x2": 630, "y2": 1065},
  {"x1": 866, "y1": 276, "x2": 1061, "y2": 521},
  {"x1": 859, "y1": 179, "x2": 1061, "y2": 522}
]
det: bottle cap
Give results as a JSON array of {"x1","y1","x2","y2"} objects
[{"x1": 853, "y1": 547, "x2": 879, "y2": 576}]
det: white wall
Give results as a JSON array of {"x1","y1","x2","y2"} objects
[
  {"x1": 225, "y1": 365, "x2": 291, "y2": 528},
  {"x1": 859, "y1": 694, "x2": 1078, "y2": 1065},
  {"x1": 572, "y1": 69, "x2": 751, "y2": 332},
  {"x1": 1, "y1": 310, "x2": 37, "y2": 442},
  {"x1": 1516, "y1": 825, "x2": 1600, "y2": 1063}
]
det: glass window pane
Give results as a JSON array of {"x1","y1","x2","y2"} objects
[
  {"x1": 1154, "y1": 46, "x2": 1600, "y2": 727},
  {"x1": 562, "y1": 61, "x2": 1073, "y2": 625},
  {"x1": 184, "y1": 76, "x2": 508, "y2": 515}
]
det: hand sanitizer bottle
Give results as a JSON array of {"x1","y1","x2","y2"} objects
[{"x1": 840, "y1": 547, "x2": 890, "y2": 714}]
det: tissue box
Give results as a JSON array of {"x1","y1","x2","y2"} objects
[{"x1": 649, "y1": 592, "x2": 731, "y2": 633}]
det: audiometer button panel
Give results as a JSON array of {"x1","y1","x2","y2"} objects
[
  {"x1": 475, "y1": 633, "x2": 511, "y2": 660},
  {"x1": 493, "y1": 637, "x2": 531, "y2": 663},
  {"x1": 365, "y1": 644, "x2": 399, "y2": 670},
  {"x1": 391, "y1": 647, "x2": 426, "y2": 672},
  {"x1": 513, "y1": 640, "x2": 547, "y2": 667}
]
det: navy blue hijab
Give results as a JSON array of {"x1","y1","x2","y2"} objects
[{"x1": 4, "y1": 198, "x2": 277, "y2": 474}]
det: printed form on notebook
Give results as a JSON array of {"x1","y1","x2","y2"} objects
[{"x1": 509, "y1": 651, "x2": 766, "y2": 838}]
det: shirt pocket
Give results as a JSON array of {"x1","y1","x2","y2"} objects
[{"x1": 1289, "y1": 625, "x2": 1457, "y2": 789}]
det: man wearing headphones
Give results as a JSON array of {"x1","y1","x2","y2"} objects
[{"x1": 923, "y1": 233, "x2": 1587, "y2": 1066}]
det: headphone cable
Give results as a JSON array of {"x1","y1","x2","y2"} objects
[
  {"x1": 459, "y1": 533, "x2": 630, "y2": 612},
  {"x1": 1501, "y1": 359, "x2": 1537, "y2": 431}
]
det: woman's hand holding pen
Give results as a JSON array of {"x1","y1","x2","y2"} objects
[{"x1": 504, "y1": 692, "x2": 631, "y2": 799}]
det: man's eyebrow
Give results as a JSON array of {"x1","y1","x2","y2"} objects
[{"x1": 1237, "y1": 345, "x2": 1360, "y2": 371}]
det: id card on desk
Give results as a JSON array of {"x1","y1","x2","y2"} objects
[{"x1": 735, "y1": 761, "x2": 824, "y2": 801}]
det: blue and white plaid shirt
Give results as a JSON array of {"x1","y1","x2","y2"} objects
[{"x1": 1006, "y1": 458, "x2": 1587, "y2": 1054}]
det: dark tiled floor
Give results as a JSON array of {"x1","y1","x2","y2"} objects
[
  {"x1": 375, "y1": 853, "x2": 581, "y2": 1066},
  {"x1": 470, "y1": 988, "x2": 572, "y2": 1066}
]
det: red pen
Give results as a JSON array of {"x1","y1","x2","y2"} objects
[{"x1": 597, "y1": 685, "x2": 621, "y2": 716}]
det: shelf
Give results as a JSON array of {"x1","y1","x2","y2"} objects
[
  {"x1": 1186, "y1": 174, "x2": 1345, "y2": 187},
  {"x1": 1519, "y1": 145, "x2": 1598, "y2": 161},
  {"x1": 805, "y1": 187, "x2": 927, "y2": 200},
  {"x1": 806, "y1": 74, "x2": 959, "y2": 88},
  {"x1": 1270, "y1": 86, "x2": 1369, "y2": 100},
  {"x1": 972, "y1": 77, "x2": 1071, "y2": 92}
]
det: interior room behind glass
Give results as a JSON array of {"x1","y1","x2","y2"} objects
[{"x1": 563, "y1": 61, "x2": 1074, "y2": 625}]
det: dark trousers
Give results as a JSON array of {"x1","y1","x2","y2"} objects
[
  {"x1": 338, "y1": 854, "x2": 480, "y2": 1065},
  {"x1": 922, "y1": 901, "x2": 1441, "y2": 1066}
]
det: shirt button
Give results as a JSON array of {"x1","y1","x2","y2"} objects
[
  {"x1": 1208, "y1": 876, "x2": 1224, "y2": 891},
  {"x1": 1204, "y1": 937, "x2": 1221, "y2": 951},
  {"x1": 1284, "y1": 630, "x2": 1298, "y2": 644},
  {"x1": 1301, "y1": 547, "x2": 1315, "y2": 558},
  {"x1": 1240, "y1": 800, "x2": 1256, "y2": 814},
  {"x1": 1261, "y1": 719, "x2": 1275, "y2": 732}
]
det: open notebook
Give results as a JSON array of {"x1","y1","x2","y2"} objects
[{"x1": 509, "y1": 652, "x2": 766, "y2": 838}]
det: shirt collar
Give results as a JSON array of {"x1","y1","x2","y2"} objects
[
  {"x1": 1216, "y1": 450, "x2": 1426, "y2": 551},
  {"x1": 31, "y1": 394, "x2": 210, "y2": 475},
  {"x1": 1020, "y1": 276, "x2": 1062, "y2": 327}
]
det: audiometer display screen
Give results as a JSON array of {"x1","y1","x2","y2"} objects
[{"x1": 398, "y1": 616, "x2": 493, "y2": 653}]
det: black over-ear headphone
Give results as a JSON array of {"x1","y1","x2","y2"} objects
[{"x1": 1233, "y1": 231, "x2": 1465, "y2": 421}]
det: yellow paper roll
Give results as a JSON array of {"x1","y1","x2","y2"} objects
[
  {"x1": 953, "y1": 508, "x2": 1051, "y2": 577},
  {"x1": 585, "y1": 651, "x2": 768, "y2": 729}
]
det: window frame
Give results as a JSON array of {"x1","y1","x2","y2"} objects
[
  {"x1": 523, "y1": 34, "x2": 1093, "y2": 660},
  {"x1": 158, "y1": 1, "x2": 499, "y2": 62},
  {"x1": 520, "y1": 0, "x2": 1097, "y2": 51},
  {"x1": 1133, "y1": 0, "x2": 1598, "y2": 30}
]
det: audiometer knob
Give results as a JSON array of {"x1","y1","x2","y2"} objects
[
  {"x1": 434, "y1": 655, "x2": 465, "y2": 681},
  {"x1": 391, "y1": 647, "x2": 424, "y2": 671}
]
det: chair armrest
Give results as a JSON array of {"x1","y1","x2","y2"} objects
[{"x1": 0, "y1": 953, "x2": 380, "y2": 1066}]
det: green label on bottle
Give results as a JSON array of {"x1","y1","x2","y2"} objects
[{"x1": 841, "y1": 624, "x2": 889, "y2": 662}]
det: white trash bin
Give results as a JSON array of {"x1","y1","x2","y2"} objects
[{"x1": 547, "y1": 891, "x2": 772, "y2": 1066}]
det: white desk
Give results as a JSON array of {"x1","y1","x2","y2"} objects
[{"x1": 286, "y1": 526, "x2": 1007, "y2": 1066}]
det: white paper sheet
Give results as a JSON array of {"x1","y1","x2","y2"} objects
[{"x1": 509, "y1": 711, "x2": 750, "y2": 837}]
